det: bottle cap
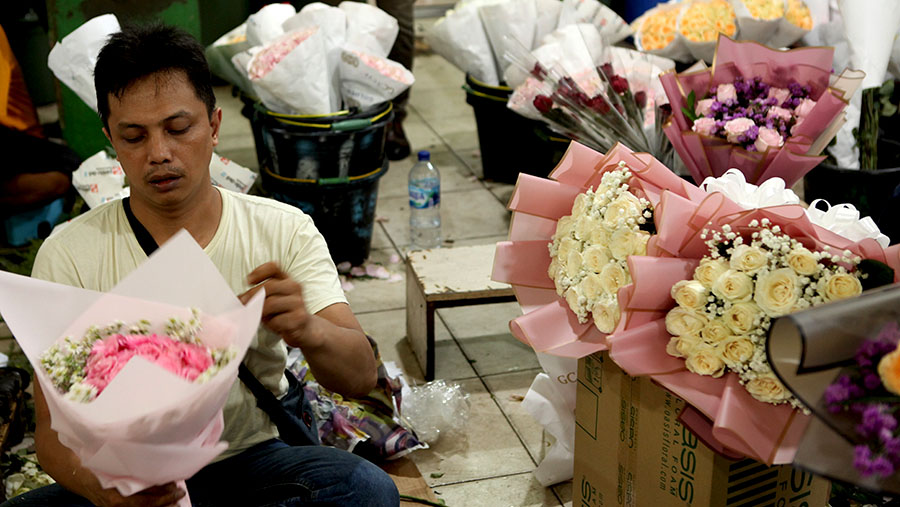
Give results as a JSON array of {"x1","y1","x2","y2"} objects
[{"x1": 417, "y1": 150, "x2": 430, "y2": 161}]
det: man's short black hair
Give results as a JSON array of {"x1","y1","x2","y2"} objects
[{"x1": 94, "y1": 23, "x2": 216, "y2": 129}]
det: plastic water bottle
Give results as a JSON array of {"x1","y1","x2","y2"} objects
[{"x1": 409, "y1": 150, "x2": 441, "y2": 249}]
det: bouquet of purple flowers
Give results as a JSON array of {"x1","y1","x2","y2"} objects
[
  {"x1": 824, "y1": 322, "x2": 900, "y2": 479},
  {"x1": 686, "y1": 76, "x2": 816, "y2": 154}
]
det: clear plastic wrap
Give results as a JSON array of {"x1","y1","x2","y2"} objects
[{"x1": 401, "y1": 379, "x2": 470, "y2": 445}]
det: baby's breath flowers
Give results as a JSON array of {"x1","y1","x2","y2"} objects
[
  {"x1": 665, "y1": 218, "x2": 864, "y2": 409},
  {"x1": 549, "y1": 163, "x2": 654, "y2": 333},
  {"x1": 40, "y1": 310, "x2": 237, "y2": 403}
]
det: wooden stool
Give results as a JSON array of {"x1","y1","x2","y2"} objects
[{"x1": 405, "y1": 244, "x2": 516, "y2": 380}]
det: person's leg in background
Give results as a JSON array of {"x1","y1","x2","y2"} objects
[{"x1": 377, "y1": 0, "x2": 415, "y2": 160}]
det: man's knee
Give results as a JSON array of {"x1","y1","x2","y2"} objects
[{"x1": 348, "y1": 458, "x2": 400, "y2": 506}]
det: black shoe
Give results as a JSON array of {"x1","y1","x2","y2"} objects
[{"x1": 385, "y1": 121, "x2": 411, "y2": 161}]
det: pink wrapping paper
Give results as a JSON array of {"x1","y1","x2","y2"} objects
[
  {"x1": 662, "y1": 35, "x2": 858, "y2": 187},
  {"x1": 492, "y1": 141, "x2": 701, "y2": 357},
  {"x1": 609, "y1": 187, "x2": 900, "y2": 464},
  {"x1": 0, "y1": 231, "x2": 265, "y2": 504}
]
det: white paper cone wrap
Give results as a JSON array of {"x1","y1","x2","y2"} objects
[
  {"x1": 283, "y1": 3, "x2": 348, "y2": 112},
  {"x1": 47, "y1": 14, "x2": 121, "y2": 112},
  {"x1": 249, "y1": 29, "x2": 333, "y2": 114},
  {"x1": 339, "y1": 49, "x2": 414, "y2": 108},
  {"x1": 340, "y1": 2, "x2": 399, "y2": 58},
  {"x1": 247, "y1": 3, "x2": 297, "y2": 46},
  {"x1": 839, "y1": 0, "x2": 900, "y2": 90},
  {"x1": 479, "y1": 0, "x2": 537, "y2": 76},
  {"x1": 425, "y1": 4, "x2": 500, "y2": 85},
  {"x1": 534, "y1": 0, "x2": 563, "y2": 44},
  {"x1": 730, "y1": 0, "x2": 782, "y2": 45}
]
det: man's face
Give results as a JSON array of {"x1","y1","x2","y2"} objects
[{"x1": 103, "y1": 71, "x2": 221, "y2": 212}]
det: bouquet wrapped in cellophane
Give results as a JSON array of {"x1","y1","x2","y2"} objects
[
  {"x1": 0, "y1": 232, "x2": 264, "y2": 506},
  {"x1": 504, "y1": 24, "x2": 677, "y2": 168},
  {"x1": 661, "y1": 34, "x2": 864, "y2": 187},
  {"x1": 491, "y1": 142, "x2": 706, "y2": 357},
  {"x1": 766, "y1": 285, "x2": 900, "y2": 494},
  {"x1": 607, "y1": 171, "x2": 900, "y2": 464}
]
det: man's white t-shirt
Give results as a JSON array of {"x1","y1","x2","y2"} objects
[{"x1": 31, "y1": 187, "x2": 347, "y2": 460}]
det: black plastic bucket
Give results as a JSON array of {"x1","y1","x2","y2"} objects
[
  {"x1": 463, "y1": 74, "x2": 569, "y2": 183},
  {"x1": 261, "y1": 159, "x2": 389, "y2": 265},
  {"x1": 239, "y1": 92, "x2": 392, "y2": 181}
]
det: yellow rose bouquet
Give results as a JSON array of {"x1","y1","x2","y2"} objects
[{"x1": 607, "y1": 175, "x2": 900, "y2": 465}]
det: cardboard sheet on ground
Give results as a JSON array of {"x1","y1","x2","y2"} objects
[{"x1": 0, "y1": 231, "x2": 265, "y2": 505}]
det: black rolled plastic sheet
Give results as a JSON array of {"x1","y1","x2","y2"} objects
[{"x1": 767, "y1": 284, "x2": 900, "y2": 494}]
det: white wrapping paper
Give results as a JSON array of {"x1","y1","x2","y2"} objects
[
  {"x1": 521, "y1": 352, "x2": 577, "y2": 487},
  {"x1": 209, "y1": 154, "x2": 258, "y2": 194},
  {"x1": 0, "y1": 231, "x2": 265, "y2": 503},
  {"x1": 340, "y1": 2, "x2": 399, "y2": 59},
  {"x1": 247, "y1": 28, "x2": 333, "y2": 115},
  {"x1": 534, "y1": 0, "x2": 564, "y2": 44},
  {"x1": 46, "y1": 14, "x2": 121, "y2": 113},
  {"x1": 339, "y1": 48, "x2": 414, "y2": 108},
  {"x1": 425, "y1": 1, "x2": 501, "y2": 85},
  {"x1": 839, "y1": 0, "x2": 900, "y2": 90},
  {"x1": 282, "y1": 3, "x2": 349, "y2": 113},
  {"x1": 479, "y1": 0, "x2": 538, "y2": 77},
  {"x1": 71, "y1": 151, "x2": 129, "y2": 210},
  {"x1": 205, "y1": 23, "x2": 255, "y2": 96},
  {"x1": 246, "y1": 3, "x2": 297, "y2": 46}
]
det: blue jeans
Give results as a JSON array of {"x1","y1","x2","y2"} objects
[{"x1": 2, "y1": 440, "x2": 399, "y2": 506}]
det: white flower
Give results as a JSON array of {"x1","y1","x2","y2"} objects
[
  {"x1": 729, "y1": 244, "x2": 768, "y2": 274},
  {"x1": 745, "y1": 373, "x2": 791, "y2": 404},
  {"x1": 602, "y1": 192, "x2": 642, "y2": 230},
  {"x1": 665, "y1": 306, "x2": 708, "y2": 336},
  {"x1": 566, "y1": 249, "x2": 584, "y2": 279},
  {"x1": 817, "y1": 272, "x2": 863, "y2": 302},
  {"x1": 701, "y1": 318, "x2": 732, "y2": 344},
  {"x1": 666, "y1": 334, "x2": 701, "y2": 358},
  {"x1": 786, "y1": 247, "x2": 818, "y2": 276},
  {"x1": 565, "y1": 287, "x2": 588, "y2": 322},
  {"x1": 599, "y1": 262, "x2": 628, "y2": 295},
  {"x1": 694, "y1": 258, "x2": 729, "y2": 289},
  {"x1": 571, "y1": 192, "x2": 592, "y2": 217},
  {"x1": 592, "y1": 298, "x2": 620, "y2": 333},
  {"x1": 609, "y1": 228, "x2": 636, "y2": 261},
  {"x1": 721, "y1": 302, "x2": 760, "y2": 335},
  {"x1": 712, "y1": 269, "x2": 754, "y2": 302},
  {"x1": 685, "y1": 344, "x2": 726, "y2": 378},
  {"x1": 582, "y1": 245, "x2": 610, "y2": 273},
  {"x1": 719, "y1": 336, "x2": 754, "y2": 367},
  {"x1": 579, "y1": 272, "x2": 604, "y2": 303},
  {"x1": 575, "y1": 215, "x2": 601, "y2": 242},
  {"x1": 547, "y1": 258, "x2": 560, "y2": 280},
  {"x1": 671, "y1": 280, "x2": 708, "y2": 310},
  {"x1": 754, "y1": 268, "x2": 801, "y2": 317}
]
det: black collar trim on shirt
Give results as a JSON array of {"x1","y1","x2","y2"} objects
[{"x1": 122, "y1": 197, "x2": 159, "y2": 256}]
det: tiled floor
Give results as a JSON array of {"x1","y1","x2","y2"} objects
[{"x1": 213, "y1": 18, "x2": 572, "y2": 507}]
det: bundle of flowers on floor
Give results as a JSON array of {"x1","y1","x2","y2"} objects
[
  {"x1": 607, "y1": 171, "x2": 900, "y2": 464},
  {"x1": 504, "y1": 23, "x2": 677, "y2": 167},
  {"x1": 0, "y1": 232, "x2": 263, "y2": 506},
  {"x1": 661, "y1": 35, "x2": 864, "y2": 187},
  {"x1": 492, "y1": 141, "x2": 706, "y2": 357}
]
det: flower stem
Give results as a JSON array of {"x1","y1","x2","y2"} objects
[{"x1": 860, "y1": 87, "x2": 879, "y2": 171}]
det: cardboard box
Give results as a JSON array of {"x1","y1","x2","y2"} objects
[{"x1": 574, "y1": 352, "x2": 830, "y2": 507}]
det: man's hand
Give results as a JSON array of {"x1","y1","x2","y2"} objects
[
  {"x1": 85, "y1": 483, "x2": 184, "y2": 507},
  {"x1": 239, "y1": 262, "x2": 319, "y2": 349}
]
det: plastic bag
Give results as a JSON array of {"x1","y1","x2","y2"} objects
[{"x1": 402, "y1": 379, "x2": 470, "y2": 445}]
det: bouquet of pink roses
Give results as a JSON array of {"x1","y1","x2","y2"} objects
[
  {"x1": 661, "y1": 34, "x2": 864, "y2": 187},
  {"x1": 0, "y1": 232, "x2": 264, "y2": 506}
]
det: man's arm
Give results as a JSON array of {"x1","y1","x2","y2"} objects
[
  {"x1": 240, "y1": 262, "x2": 377, "y2": 397},
  {"x1": 33, "y1": 382, "x2": 185, "y2": 507}
]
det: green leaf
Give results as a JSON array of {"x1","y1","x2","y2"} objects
[
  {"x1": 430, "y1": 472, "x2": 445, "y2": 478},
  {"x1": 880, "y1": 79, "x2": 895, "y2": 98},
  {"x1": 682, "y1": 90, "x2": 699, "y2": 122},
  {"x1": 882, "y1": 101, "x2": 898, "y2": 117},
  {"x1": 858, "y1": 259, "x2": 895, "y2": 291}
]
